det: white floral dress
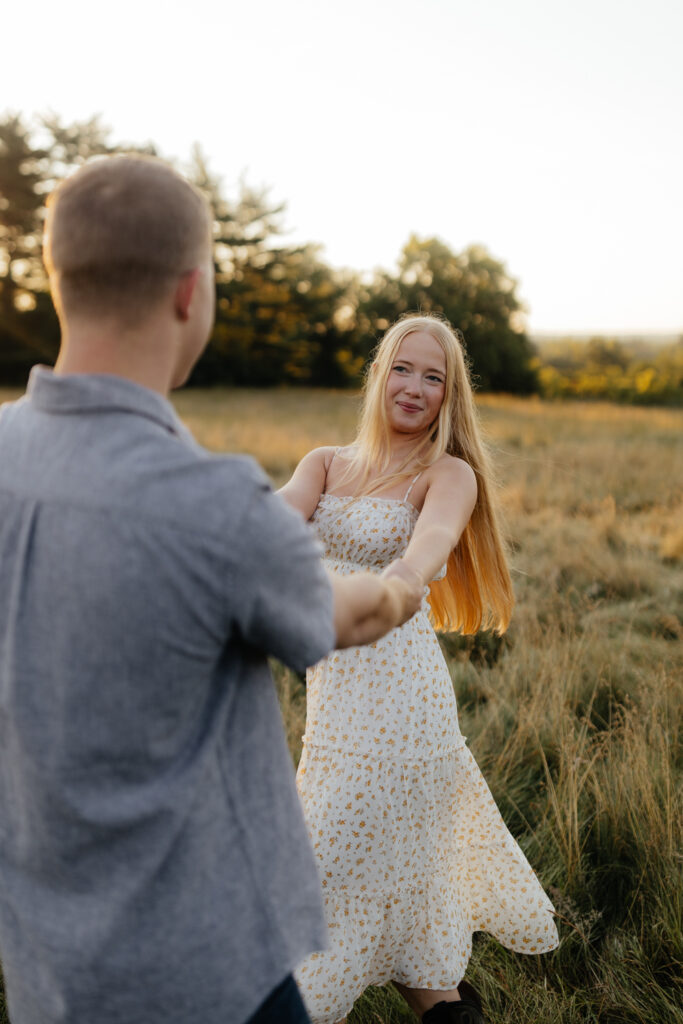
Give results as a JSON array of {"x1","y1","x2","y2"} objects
[{"x1": 295, "y1": 488, "x2": 558, "y2": 1024}]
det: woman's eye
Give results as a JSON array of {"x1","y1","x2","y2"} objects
[
  {"x1": 427, "y1": 375, "x2": 443, "y2": 384},
  {"x1": 393, "y1": 365, "x2": 408, "y2": 373}
]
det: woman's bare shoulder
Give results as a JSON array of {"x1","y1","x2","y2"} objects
[
  {"x1": 417, "y1": 455, "x2": 478, "y2": 524},
  {"x1": 427, "y1": 452, "x2": 477, "y2": 488},
  {"x1": 280, "y1": 445, "x2": 341, "y2": 515},
  {"x1": 297, "y1": 445, "x2": 338, "y2": 469}
]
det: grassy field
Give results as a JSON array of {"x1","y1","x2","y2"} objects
[
  {"x1": 0, "y1": 388, "x2": 681, "y2": 1023},
  {"x1": 176, "y1": 389, "x2": 683, "y2": 1024}
]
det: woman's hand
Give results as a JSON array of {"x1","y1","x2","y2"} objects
[
  {"x1": 381, "y1": 558, "x2": 425, "y2": 591},
  {"x1": 329, "y1": 570, "x2": 423, "y2": 649},
  {"x1": 382, "y1": 573, "x2": 424, "y2": 627}
]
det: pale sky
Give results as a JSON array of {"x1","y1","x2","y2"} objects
[{"x1": 3, "y1": 0, "x2": 682, "y2": 334}]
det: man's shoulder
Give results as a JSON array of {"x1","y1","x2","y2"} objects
[
  {"x1": 180, "y1": 448, "x2": 269, "y2": 493},
  {"x1": 0, "y1": 385, "x2": 278, "y2": 542},
  {"x1": 138, "y1": 446, "x2": 274, "y2": 539},
  {"x1": 0, "y1": 393, "x2": 27, "y2": 424}
]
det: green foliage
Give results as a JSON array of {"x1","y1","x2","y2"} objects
[
  {"x1": 188, "y1": 147, "x2": 358, "y2": 387},
  {"x1": 0, "y1": 112, "x2": 154, "y2": 382},
  {"x1": 0, "y1": 113, "x2": 59, "y2": 376},
  {"x1": 0, "y1": 114, "x2": 537, "y2": 393},
  {"x1": 355, "y1": 236, "x2": 538, "y2": 392},
  {"x1": 536, "y1": 336, "x2": 683, "y2": 405}
]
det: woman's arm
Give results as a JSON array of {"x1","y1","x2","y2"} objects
[
  {"x1": 278, "y1": 446, "x2": 423, "y2": 645},
  {"x1": 277, "y1": 446, "x2": 335, "y2": 520},
  {"x1": 383, "y1": 457, "x2": 478, "y2": 586}
]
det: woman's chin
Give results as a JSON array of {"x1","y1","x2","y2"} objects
[{"x1": 390, "y1": 420, "x2": 430, "y2": 439}]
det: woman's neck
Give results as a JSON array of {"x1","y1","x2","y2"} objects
[{"x1": 382, "y1": 429, "x2": 431, "y2": 471}]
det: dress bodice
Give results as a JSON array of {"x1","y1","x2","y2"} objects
[
  {"x1": 311, "y1": 493, "x2": 448, "y2": 583},
  {"x1": 311, "y1": 494, "x2": 419, "y2": 572}
]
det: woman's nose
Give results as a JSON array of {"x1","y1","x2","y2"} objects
[{"x1": 404, "y1": 373, "x2": 422, "y2": 395}]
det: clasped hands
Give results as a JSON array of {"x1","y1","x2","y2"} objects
[
  {"x1": 328, "y1": 560, "x2": 424, "y2": 650},
  {"x1": 380, "y1": 558, "x2": 424, "y2": 626}
]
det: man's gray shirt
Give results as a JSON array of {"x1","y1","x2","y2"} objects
[{"x1": 0, "y1": 368, "x2": 335, "y2": 1024}]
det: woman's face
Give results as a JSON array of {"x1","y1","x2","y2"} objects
[{"x1": 384, "y1": 330, "x2": 447, "y2": 436}]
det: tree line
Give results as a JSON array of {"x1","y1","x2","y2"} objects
[
  {"x1": 1, "y1": 112, "x2": 538, "y2": 391},
  {"x1": 536, "y1": 336, "x2": 683, "y2": 406}
]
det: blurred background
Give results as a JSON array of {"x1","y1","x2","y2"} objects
[{"x1": 1, "y1": 0, "x2": 681, "y2": 400}]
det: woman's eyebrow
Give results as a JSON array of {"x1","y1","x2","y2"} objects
[{"x1": 392, "y1": 358, "x2": 445, "y2": 375}]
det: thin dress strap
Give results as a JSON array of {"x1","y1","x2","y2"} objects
[
  {"x1": 403, "y1": 471, "x2": 422, "y2": 502},
  {"x1": 323, "y1": 447, "x2": 342, "y2": 495}
]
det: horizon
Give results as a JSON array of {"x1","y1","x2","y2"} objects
[{"x1": 530, "y1": 330, "x2": 681, "y2": 343}]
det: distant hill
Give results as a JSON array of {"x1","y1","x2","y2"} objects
[{"x1": 532, "y1": 332, "x2": 680, "y2": 348}]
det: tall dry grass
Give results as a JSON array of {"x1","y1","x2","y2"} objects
[
  {"x1": 0, "y1": 387, "x2": 680, "y2": 1023},
  {"x1": 175, "y1": 390, "x2": 681, "y2": 1024}
]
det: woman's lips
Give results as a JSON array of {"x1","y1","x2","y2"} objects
[{"x1": 397, "y1": 401, "x2": 422, "y2": 412}]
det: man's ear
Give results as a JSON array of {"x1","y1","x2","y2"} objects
[{"x1": 174, "y1": 269, "x2": 201, "y2": 322}]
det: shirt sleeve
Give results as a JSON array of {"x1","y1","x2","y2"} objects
[{"x1": 230, "y1": 472, "x2": 335, "y2": 673}]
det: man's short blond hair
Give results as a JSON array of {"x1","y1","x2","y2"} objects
[{"x1": 44, "y1": 155, "x2": 212, "y2": 322}]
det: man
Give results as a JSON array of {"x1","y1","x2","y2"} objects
[{"x1": 0, "y1": 156, "x2": 420, "y2": 1024}]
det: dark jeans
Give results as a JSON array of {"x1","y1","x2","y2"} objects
[{"x1": 246, "y1": 974, "x2": 311, "y2": 1024}]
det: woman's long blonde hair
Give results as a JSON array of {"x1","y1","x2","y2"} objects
[{"x1": 341, "y1": 313, "x2": 513, "y2": 635}]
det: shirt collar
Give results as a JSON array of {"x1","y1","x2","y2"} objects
[{"x1": 27, "y1": 366, "x2": 193, "y2": 441}]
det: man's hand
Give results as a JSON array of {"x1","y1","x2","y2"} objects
[{"x1": 329, "y1": 569, "x2": 423, "y2": 650}]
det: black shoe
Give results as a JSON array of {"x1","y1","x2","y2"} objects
[
  {"x1": 421, "y1": 981, "x2": 484, "y2": 1024},
  {"x1": 457, "y1": 981, "x2": 483, "y2": 1014}
]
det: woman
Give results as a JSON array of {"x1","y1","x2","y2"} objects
[{"x1": 279, "y1": 314, "x2": 558, "y2": 1024}]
